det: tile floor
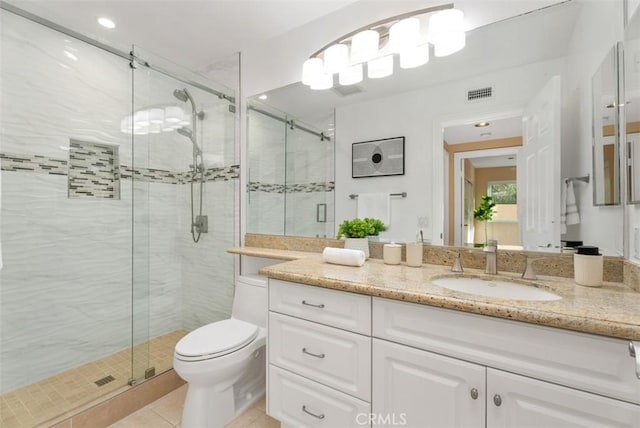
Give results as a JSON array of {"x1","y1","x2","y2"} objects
[
  {"x1": 0, "y1": 330, "x2": 187, "y2": 428},
  {"x1": 108, "y1": 386, "x2": 280, "y2": 428}
]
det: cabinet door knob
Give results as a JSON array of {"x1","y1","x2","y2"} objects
[
  {"x1": 302, "y1": 405, "x2": 325, "y2": 420},
  {"x1": 493, "y1": 394, "x2": 502, "y2": 407},
  {"x1": 470, "y1": 388, "x2": 479, "y2": 400}
]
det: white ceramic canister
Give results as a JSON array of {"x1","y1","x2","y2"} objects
[
  {"x1": 573, "y1": 245, "x2": 603, "y2": 287},
  {"x1": 383, "y1": 243, "x2": 402, "y2": 265},
  {"x1": 406, "y1": 242, "x2": 423, "y2": 267}
]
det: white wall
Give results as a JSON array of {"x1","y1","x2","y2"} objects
[
  {"x1": 336, "y1": 59, "x2": 563, "y2": 243},
  {"x1": 561, "y1": 0, "x2": 625, "y2": 256}
]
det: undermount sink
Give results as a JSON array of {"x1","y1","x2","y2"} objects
[{"x1": 432, "y1": 276, "x2": 561, "y2": 301}]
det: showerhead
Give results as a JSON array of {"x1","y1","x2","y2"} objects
[
  {"x1": 176, "y1": 127, "x2": 192, "y2": 139},
  {"x1": 173, "y1": 89, "x2": 189, "y2": 103}
]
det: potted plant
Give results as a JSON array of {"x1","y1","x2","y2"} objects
[
  {"x1": 336, "y1": 218, "x2": 387, "y2": 258},
  {"x1": 473, "y1": 194, "x2": 496, "y2": 247}
]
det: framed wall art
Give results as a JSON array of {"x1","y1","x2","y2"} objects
[{"x1": 352, "y1": 136, "x2": 405, "y2": 178}]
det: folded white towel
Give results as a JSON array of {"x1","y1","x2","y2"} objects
[
  {"x1": 357, "y1": 193, "x2": 390, "y2": 226},
  {"x1": 322, "y1": 247, "x2": 366, "y2": 267},
  {"x1": 565, "y1": 181, "x2": 580, "y2": 226}
]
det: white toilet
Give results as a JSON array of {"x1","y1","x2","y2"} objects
[{"x1": 174, "y1": 274, "x2": 267, "y2": 428}]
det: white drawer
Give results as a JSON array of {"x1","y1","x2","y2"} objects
[
  {"x1": 269, "y1": 279, "x2": 371, "y2": 335},
  {"x1": 268, "y1": 365, "x2": 371, "y2": 428},
  {"x1": 269, "y1": 312, "x2": 371, "y2": 401},
  {"x1": 373, "y1": 297, "x2": 640, "y2": 405}
]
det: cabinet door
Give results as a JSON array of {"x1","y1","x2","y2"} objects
[
  {"x1": 372, "y1": 339, "x2": 485, "y2": 428},
  {"x1": 487, "y1": 368, "x2": 640, "y2": 428}
]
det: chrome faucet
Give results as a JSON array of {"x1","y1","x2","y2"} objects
[
  {"x1": 484, "y1": 239, "x2": 498, "y2": 274},
  {"x1": 451, "y1": 252, "x2": 464, "y2": 273},
  {"x1": 521, "y1": 256, "x2": 537, "y2": 280}
]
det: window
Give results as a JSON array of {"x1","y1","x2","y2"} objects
[
  {"x1": 488, "y1": 180, "x2": 517, "y2": 222},
  {"x1": 487, "y1": 181, "x2": 517, "y2": 204}
]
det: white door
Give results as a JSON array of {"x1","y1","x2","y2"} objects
[
  {"x1": 518, "y1": 76, "x2": 561, "y2": 250},
  {"x1": 487, "y1": 368, "x2": 640, "y2": 428},
  {"x1": 372, "y1": 338, "x2": 485, "y2": 428}
]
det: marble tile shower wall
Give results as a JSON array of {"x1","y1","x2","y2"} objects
[{"x1": 0, "y1": 9, "x2": 237, "y2": 396}]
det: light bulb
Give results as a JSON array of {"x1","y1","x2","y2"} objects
[
  {"x1": 164, "y1": 106, "x2": 183, "y2": 123},
  {"x1": 310, "y1": 73, "x2": 333, "y2": 90},
  {"x1": 389, "y1": 18, "x2": 421, "y2": 53},
  {"x1": 339, "y1": 64, "x2": 363, "y2": 86},
  {"x1": 429, "y1": 9, "x2": 465, "y2": 57},
  {"x1": 400, "y1": 44, "x2": 429, "y2": 69},
  {"x1": 302, "y1": 58, "x2": 323, "y2": 86},
  {"x1": 133, "y1": 110, "x2": 149, "y2": 127},
  {"x1": 323, "y1": 43, "x2": 349, "y2": 74},
  {"x1": 351, "y1": 30, "x2": 379, "y2": 64},
  {"x1": 367, "y1": 55, "x2": 393, "y2": 79}
]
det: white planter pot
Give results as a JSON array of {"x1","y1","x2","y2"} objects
[{"x1": 344, "y1": 238, "x2": 370, "y2": 259}]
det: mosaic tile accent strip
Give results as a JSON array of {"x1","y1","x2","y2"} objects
[
  {"x1": 68, "y1": 140, "x2": 120, "y2": 199},
  {"x1": 1, "y1": 152, "x2": 240, "y2": 186},
  {"x1": 0, "y1": 152, "x2": 67, "y2": 175},
  {"x1": 248, "y1": 181, "x2": 335, "y2": 194},
  {"x1": 119, "y1": 166, "x2": 188, "y2": 184}
]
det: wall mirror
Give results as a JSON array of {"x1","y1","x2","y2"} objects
[
  {"x1": 247, "y1": 0, "x2": 626, "y2": 256},
  {"x1": 592, "y1": 45, "x2": 620, "y2": 206},
  {"x1": 625, "y1": 7, "x2": 640, "y2": 204}
]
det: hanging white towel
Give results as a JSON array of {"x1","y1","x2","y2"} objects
[
  {"x1": 560, "y1": 181, "x2": 567, "y2": 234},
  {"x1": 565, "y1": 180, "x2": 580, "y2": 227},
  {"x1": 357, "y1": 193, "x2": 390, "y2": 226}
]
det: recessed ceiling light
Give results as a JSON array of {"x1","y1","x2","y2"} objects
[
  {"x1": 474, "y1": 122, "x2": 490, "y2": 127},
  {"x1": 97, "y1": 17, "x2": 116, "y2": 29},
  {"x1": 258, "y1": 94, "x2": 268, "y2": 100},
  {"x1": 64, "y1": 50, "x2": 78, "y2": 61}
]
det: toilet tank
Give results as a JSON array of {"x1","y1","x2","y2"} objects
[{"x1": 231, "y1": 274, "x2": 268, "y2": 328}]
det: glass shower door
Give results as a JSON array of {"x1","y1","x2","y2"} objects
[{"x1": 129, "y1": 46, "x2": 237, "y2": 384}]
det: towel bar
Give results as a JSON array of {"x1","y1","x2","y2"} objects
[
  {"x1": 564, "y1": 174, "x2": 590, "y2": 184},
  {"x1": 349, "y1": 192, "x2": 407, "y2": 199}
]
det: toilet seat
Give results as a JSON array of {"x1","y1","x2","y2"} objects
[{"x1": 175, "y1": 319, "x2": 259, "y2": 362}]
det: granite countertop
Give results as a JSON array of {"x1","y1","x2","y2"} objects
[{"x1": 229, "y1": 247, "x2": 640, "y2": 341}]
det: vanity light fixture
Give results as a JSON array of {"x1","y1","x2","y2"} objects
[
  {"x1": 120, "y1": 105, "x2": 187, "y2": 134},
  {"x1": 474, "y1": 122, "x2": 490, "y2": 127},
  {"x1": 301, "y1": 3, "x2": 465, "y2": 90}
]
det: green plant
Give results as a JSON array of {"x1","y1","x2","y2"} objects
[
  {"x1": 473, "y1": 195, "x2": 496, "y2": 246},
  {"x1": 336, "y1": 218, "x2": 386, "y2": 239}
]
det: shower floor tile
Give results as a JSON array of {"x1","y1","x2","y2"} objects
[{"x1": 0, "y1": 329, "x2": 187, "y2": 428}]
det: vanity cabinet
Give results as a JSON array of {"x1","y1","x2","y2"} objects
[
  {"x1": 267, "y1": 279, "x2": 372, "y2": 427},
  {"x1": 267, "y1": 279, "x2": 640, "y2": 428}
]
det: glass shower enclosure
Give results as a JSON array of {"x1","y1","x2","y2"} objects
[
  {"x1": 246, "y1": 101, "x2": 335, "y2": 237},
  {"x1": 0, "y1": 6, "x2": 237, "y2": 426}
]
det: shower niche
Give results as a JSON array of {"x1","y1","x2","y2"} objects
[{"x1": 68, "y1": 139, "x2": 121, "y2": 199}]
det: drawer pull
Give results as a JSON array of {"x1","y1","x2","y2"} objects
[
  {"x1": 302, "y1": 347, "x2": 326, "y2": 359},
  {"x1": 302, "y1": 405, "x2": 325, "y2": 420},
  {"x1": 302, "y1": 300, "x2": 325, "y2": 308}
]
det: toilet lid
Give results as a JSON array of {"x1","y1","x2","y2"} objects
[{"x1": 175, "y1": 319, "x2": 258, "y2": 359}]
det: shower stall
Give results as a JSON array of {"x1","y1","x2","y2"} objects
[
  {"x1": 246, "y1": 101, "x2": 335, "y2": 237},
  {"x1": 0, "y1": 5, "x2": 238, "y2": 427}
]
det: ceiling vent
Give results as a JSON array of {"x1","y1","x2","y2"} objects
[
  {"x1": 467, "y1": 86, "x2": 494, "y2": 102},
  {"x1": 333, "y1": 84, "x2": 364, "y2": 97}
]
